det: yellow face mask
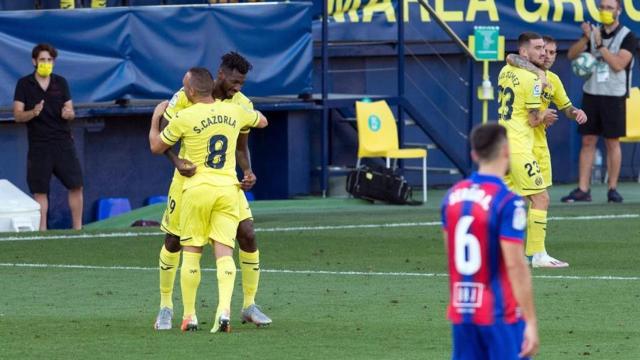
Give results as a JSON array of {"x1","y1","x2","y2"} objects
[
  {"x1": 36, "y1": 62, "x2": 53, "y2": 77},
  {"x1": 599, "y1": 10, "x2": 616, "y2": 25}
]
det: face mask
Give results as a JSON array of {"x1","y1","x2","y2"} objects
[
  {"x1": 599, "y1": 10, "x2": 616, "y2": 25},
  {"x1": 36, "y1": 62, "x2": 53, "y2": 77}
]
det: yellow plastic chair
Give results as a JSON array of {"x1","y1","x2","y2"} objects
[
  {"x1": 621, "y1": 87, "x2": 640, "y2": 181},
  {"x1": 355, "y1": 100, "x2": 428, "y2": 202}
]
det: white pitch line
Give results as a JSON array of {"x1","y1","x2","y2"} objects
[
  {"x1": 0, "y1": 262, "x2": 638, "y2": 281},
  {"x1": 0, "y1": 213, "x2": 637, "y2": 242}
]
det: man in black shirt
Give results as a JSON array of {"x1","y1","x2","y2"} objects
[{"x1": 13, "y1": 43, "x2": 83, "y2": 230}]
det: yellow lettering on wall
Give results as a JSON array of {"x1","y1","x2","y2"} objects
[
  {"x1": 585, "y1": 0, "x2": 600, "y2": 21},
  {"x1": 405, "y1": 0, "x2": 432, "y2": 22},
  {"x1": 515, "y1": 0, "x2": 550, "y2": 23},
  {"x1": 329, "y1": 0, "x2": 361, "y2": 22},
  {"x1": 624, "y1": 0, "x2": 640, "y2": 21},
  {"x1": 552, "y1": 0, "x2": 584, "y2": 21},
  {"x1": 435, "y1": 0, "x2": 463, "y2": 21},
  {"x1": 466, "y1": 0, "x2": 499, "y2": 21},
  {"x1": 363, "y1": 0, "x2": 396, "y2": 22}
]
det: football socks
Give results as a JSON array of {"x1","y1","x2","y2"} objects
[
  {"x1": 180, "y1": 251, "x2": 202, "y2": 319},
  {"x1": 526, "y1": 208, "x2": 547, "y2": 256},
  {"x1": 239, "y1": 249, "x2": 260, "y2": 309},
  {"x1": 159, "y1": 245, "x2": 180, "y2": 309},
  {"x1": 216, "y1": 256, "x2": 237, "y2": 316}
]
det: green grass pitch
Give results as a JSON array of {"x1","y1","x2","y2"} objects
[{"x1": 0, "y1": 184, "x2": 639, "y2": 359}]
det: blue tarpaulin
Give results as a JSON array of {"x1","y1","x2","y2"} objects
[{"x1": 0, "y1": 3, "x2": 313, "y2": 107}]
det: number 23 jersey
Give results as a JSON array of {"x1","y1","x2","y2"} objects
[
  {"x1": 441, "y1": 173, "x2": 527, "y2": 325},
  {"x1": 161, "y1": 101, "x2": 260, "y2": 189},
  {"x1": 497, "y1": 64, "x2": 541, "y2": 154}
]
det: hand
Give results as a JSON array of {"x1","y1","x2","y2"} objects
[
  {"x1": 61, "y1": 106, "x2": 74, "y2": 120},
  {"x1": 176, "y1": 158, "x2": 196, "y2": 177},
  {"x1": 542, "y1": 109, "x2": 558, "y2": 127},
  {"x1": 519, "y1": 322, "x2": 539, "y2": 358},
  {"x1": 240, "y1": 170, "x2": 257, "y2": 191},
  {"x1": 593, "y1": 25, "x2": 602, "y2": 48},
  {"x1": 572, "y1": 108, "x2": 588, "y2": 124},
  {"x1": 581, "y1": 22, "x2": 592, "y2": 39},
  {"x1": 153, "y1": 100, "x2": 169, "y2": 120},
  {"x1": 33, "y1": 100, "x2": 44, "y2": 117}
]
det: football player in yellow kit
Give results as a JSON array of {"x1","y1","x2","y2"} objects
[
  {"x1": 154, "y1": 53, "x2": 271, "y2": 330},
  {"x1": 149, "y1": 68, "x2": 268, "y2": 333},
  {"x1": 505, "y1": 35, "x2": 587, "y2": 268}
]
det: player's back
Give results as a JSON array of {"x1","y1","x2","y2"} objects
[
  {"x1": 497, "y1": 64, "x2": 541, "y2": 153},
  {"x1": 441, "y1": 173, "x2": 526, "y2": 326},
  {"x1": 172, "y1": 101, "x2": 259, "y2": 189}
]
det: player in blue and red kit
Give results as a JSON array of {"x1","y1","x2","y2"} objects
[{"x1": 441, "y1": 123, "x2": 539, "y2": 360}]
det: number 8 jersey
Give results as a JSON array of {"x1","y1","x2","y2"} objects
[
  {"x1": 440, "y1": 172, "x2": 527, "y2": 325},
  {"x1": 161, "y1": 101, "x2": 260, "y2": 190}
]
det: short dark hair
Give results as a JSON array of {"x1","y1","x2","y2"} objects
[
  {"x1": 518, "y1": 32, "x2": 543, "y2": 48},
  {"x1": 542, "y1": 35, "x2": 556, "y2": 45},
  {"x1": 470, "y1": 123, "x2": 507, "y2": 161},
  {"x1": 220, "y1": 51, "x2": 252, "y2": 75},
  {"x1": 187, "y1": 67, "x2": 214, "y2": 97},
  {"x1": 32, "y1": 43, "x2": 57, "y2": 60}
]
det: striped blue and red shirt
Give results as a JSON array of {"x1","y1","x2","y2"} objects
[{"x1": 441, "y1": 172, "x2": 527, "y2": 325}]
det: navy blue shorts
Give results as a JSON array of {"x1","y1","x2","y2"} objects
[{"x1": 451, "y1": 320, "x2": 529, "y2": 360}]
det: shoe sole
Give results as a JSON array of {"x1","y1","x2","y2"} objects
[
  {"x1": 211, "y1": 319, "x2": 231, "y2": 333},
  {"x1": 181, "y1": 323, "x2": 198, "y2": 332},
  {"x1": 241, "y1": 315, "x2": 272, "y2": 327},
  {"x1": 154, "y1": 323, "x2": 172, "y2": 330},
  {"x1": 532, "y1": 263, "x2": 569, "y2": 268}
]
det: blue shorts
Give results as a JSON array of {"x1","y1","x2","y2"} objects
[{"x1": 452, "y1": 320, "x2": 529, "y2": 360}]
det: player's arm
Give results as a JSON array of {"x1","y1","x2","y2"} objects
[
  {"x1": 527, "y1": 108, "x2": 544, "y2": 127},
  {"x1": 160, "y1": 116, "x2": 196, "y2": 177},
  {"x1": 236, "y1": 133, "x2": 256, "y2": 191},
  {"x1": 149, "y1": 101, "x2": 172, "y2": 154},
  {"x1": 501, "y1": 241, "x2": 539, "y2": 358},
  {"x1": 506, "y1": 54, "x2": 546, "y2": 88},
  {"x1": 594, "y1": 31, "x2": 635, "y2": 72},
  {"x1": 559, "y1": 105, "x2": 588, "y2": 124},
  {"x1": 499, "y1": 199, "x2": 538, "y2": 358}
]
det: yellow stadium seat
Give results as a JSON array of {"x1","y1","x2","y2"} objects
[
  {"x1": 621, "y1": 87, "x2": 640, "y2": 142},
  {"x1": 355, "y1": 100, "x2": 428, "y2": 202}
]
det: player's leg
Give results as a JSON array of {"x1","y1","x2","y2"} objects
[
  {"x1": 605, "y1": 138, "x2": 622, "y2": 202},
  {"x1": 180, "y1": 246, "x2": 203, "y2": 331},
  {"x1": 176, "y1": 185, "x2": 211, "y2": 332},
  {"x1": 209, "y1": 186, "x2": 240, "y2": 333},
  {"x1": 67, "y1": 188, "x2": 83, "y2": 230},
  {"x1": 155, "y1": 178, "x2": 184, "y2": 329},
  {"x1": 236, "y1": 192, "x2": 272, "y2": 326}
]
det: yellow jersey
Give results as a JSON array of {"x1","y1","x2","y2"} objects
[
  {"x1": 535, "y1": 70, "x2": 572, "y2": 148},
  {"x1": 497, "y1": 64, "x2": 542, "y2": 154},
  {"x1": 160, "y1": 101, "x2": 260, "y2": 189}
]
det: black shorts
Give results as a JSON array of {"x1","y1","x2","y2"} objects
[
  {"x1": 27, "y1": 141, "x2": 83, "y2": 194},
  {"x1": 579, "y1": 93, "x2": 626, "y2": 138}
]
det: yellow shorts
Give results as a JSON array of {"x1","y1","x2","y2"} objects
[
  {"x1": 160, "y1": 174, "x2": 185, "y2": 237},
  {"x1": 179, "y1": 184, "x2": 241, "y2": 248},
  {"x1": 533, "y1": 146, "x2": 552, "y2": 187},
  {"x1": 504, "y1": 152, "x2": 547, "y2": 196},
  {"x1": 161, "y1": 175, "x2": 253, "y2": 237}
]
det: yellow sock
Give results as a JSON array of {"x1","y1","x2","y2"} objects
[
  {"x1": 239, "y1": 250, "x2": 260, "y2": 309},
  {"x1": 526, "y1": 208, "x2": 547, "y2": 256},
  {"x1": 180, "y1": 251, "x2": 202, "y2": 318},
  {"x1": 216, "y1": 256, "x2": 237, "y2": 315},
  {"x1": 159, "y1": 245, "x2": 180, "y2": 309}
]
